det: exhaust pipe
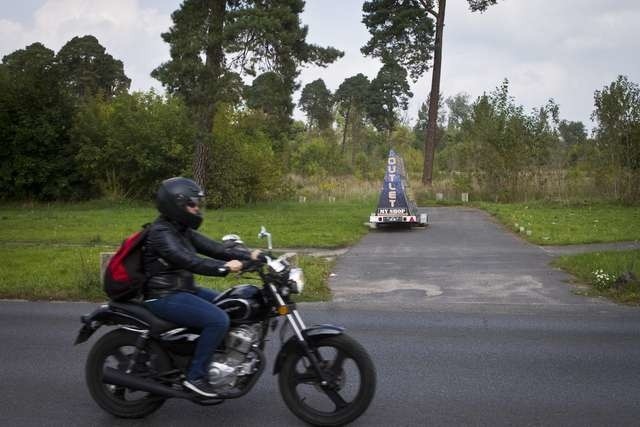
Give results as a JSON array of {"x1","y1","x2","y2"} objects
[{"x1": 102, "y1": 368, "x2": 191, "y2": 399}]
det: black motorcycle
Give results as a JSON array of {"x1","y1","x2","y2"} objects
[{"x1": 74, "y1": 227, "x2": 376, "y2": 426}]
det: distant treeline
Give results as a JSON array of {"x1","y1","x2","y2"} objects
[{"x1": 1, "y1": 34, "x2": 638, "y2": 204}]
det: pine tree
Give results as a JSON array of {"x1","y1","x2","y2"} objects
[{"x1": 153, "y1": 0, "x2": 342, "y2": 189}]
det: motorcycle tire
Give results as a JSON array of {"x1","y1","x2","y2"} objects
[
  {"x1": 278, "y1": 334, "x2": 376, "y2": 426},
  {"x1": 85, "y1": 329, "x2": 171, "y2": 418}
]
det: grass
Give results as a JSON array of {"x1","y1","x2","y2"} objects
[
  {"x1": 553, "y1": 250, "x2": 640, "y2": 304},
  {"x1": 0, "y1": 245, "x2": 105, "y2": 301},
  {"x1": 478, "y1": 201, "x2": 640, "y2": 245},
  {"x1": 0, "y1": 244, "x2": 334, "y2": 302},
  {"x1": 478, "y1": 201, "x2": 640, "y2": 303},
  {"x1": 0, "y1": 199, "x2": 373, "y2": 301},
  {"x1": 0, "y1": 199, "x2": 374, "y2": 248},
  {"x1": 3, "y1": 197, "x2": 639, "y2": 303}
]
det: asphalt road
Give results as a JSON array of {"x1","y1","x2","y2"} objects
[
  {"x1": 330, "y1": 207, "x2": 623, "y2": 309},
  {"x1": 2, "y1": 301, "x2": 640, "y2": 426},
  {"x1": 2, "y1": 206, "x2": 640, "y2": 426}
]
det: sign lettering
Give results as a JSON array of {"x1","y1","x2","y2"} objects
[{"x1": 387, "y1": 156, "x2": 398, "y2": 207}]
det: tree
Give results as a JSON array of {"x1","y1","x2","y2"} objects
[
  {"x1": 592, "y1": 75, "x2": 640, "y2": 201},
  {"x1": 558, "y1": 120, "x2": 587, "y2": 147},
  {"x1": 299, "y1": 78, "x2": 334, "y2": 131},
  {"x1": 362, "y1": 0, "x2": 498, "y2": 185},
  {"x1": 206, "y1": 106, "x2": 284, "y2": 207},
  {"x1": 0, "y1": 43, "x2": 79, "y2": 199},
  {"x1": 334, "y1": 73, "x2": 370, "y2": 156},
  {"x1": 56, "y1": 35, "x2": 130, "y2": 99},
  {"x1": 445, "y1": 93, "x2": 472, "y2": 130},
  {"x1": 414, "y1": 94, "x2": 445, "y2": 149},
  {"x1": 366, "y1": 61, "x2": 412, "y2": 136},
  {"x1": 244, "y1": 71, "x2": 292, "y2": 133},
  {"x1": 152, "y1": 0, "x2": 342, "y2": 190},
  {"x1": 71, "y1": 92, "x2": 196, "y2": 198}
]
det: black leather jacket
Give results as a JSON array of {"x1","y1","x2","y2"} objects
[{"x1": 143, "y1": 216, "x2": 252, "y2": 299}]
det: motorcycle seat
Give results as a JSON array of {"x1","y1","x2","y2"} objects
[{"x1": 109, "y1": 301, "x2": 181, "y2": 335}]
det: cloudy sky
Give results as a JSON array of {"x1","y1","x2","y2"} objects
[{"x1": 2, "y1": 0, "x2": 639, "y2": 128}]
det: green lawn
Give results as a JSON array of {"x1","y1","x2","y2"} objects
[
  {"x1": 0, "y1": 244, "x2": 333, "y2": 302},
  {"x1": 0, "y1": 199, "x2": 372, "y2": 301},
  {"x1": 478, "y1": 201, "x2": 640, "y2": 302},
  {"x1": 0, "y1": 199, "x2": 373, "y2": 248},
  {"x1": 0, "y1": 245, "x2": 104, "y2": 300},
  {"x1": 3, "y1": 198, "x2": 639, "y2": 303},
  {"x1": 553, "y1": 250, "x2": 640, "y2": 304},
  {"x1": 478, "y1": 202, "x2": 640, "y2": 245}
]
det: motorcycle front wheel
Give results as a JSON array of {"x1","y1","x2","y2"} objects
[
  {"x1": 85, "y1": 329, "x2": 171, "y2": 418},
  {"x1": 278, "y1": 334, "x2": 376, "y2": 426}
]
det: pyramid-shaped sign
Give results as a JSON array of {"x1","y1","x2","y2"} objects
[
  {"x1": 369, "y1": 150, "x2": 428, "y2": 227},
  {"x1": 376, "y1": 150, "x2": 410, "y2": 215}
]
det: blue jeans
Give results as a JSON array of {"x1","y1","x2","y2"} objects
[{"x1": 145, "y1": 287, "x2": 230, "y2": 381}]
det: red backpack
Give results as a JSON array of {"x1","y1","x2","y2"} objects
[{"x1": 103, "y1": 225, "x2": 151, "y2": 301}]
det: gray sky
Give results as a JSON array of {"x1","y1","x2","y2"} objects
[{"x1": 2, "y1": 0, "x2": 639, "y2": 129}]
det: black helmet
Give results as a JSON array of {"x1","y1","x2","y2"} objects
[{"x1": 156, "y1": 177, "x2": 205, "y2": 229}]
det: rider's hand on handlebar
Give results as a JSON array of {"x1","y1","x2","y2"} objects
[
  {"x1": 251, "y1": 250, "x2": 267, "y2": 263},
  {"x1": 225, "y1": 260, "x2": 243, "y2": 273}
]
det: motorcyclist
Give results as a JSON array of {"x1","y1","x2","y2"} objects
[{"x1": 143, "y1": 177, "x2": 262, "y2": 397}]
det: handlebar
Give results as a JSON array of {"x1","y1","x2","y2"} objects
[
  {"x1": 241, "y1": 258, "x2": 266, "y2": 274},
  {"x1": 237, "y1": 252, "x2": 295, "y2": 275}
]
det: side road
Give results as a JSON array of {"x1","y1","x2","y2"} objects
[{"x1": 328, "y1": 207, "x2": 636, "y2": 311}]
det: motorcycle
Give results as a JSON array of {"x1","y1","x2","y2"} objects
[{"x1": 74, "y1": 227, "x2": 376, "y2": 426}]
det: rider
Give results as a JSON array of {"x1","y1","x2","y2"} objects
[{"x1": 143, "y1": 177, "x2": 263, "y2": 397}]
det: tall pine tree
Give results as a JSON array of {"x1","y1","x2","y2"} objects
[
  {"x1": 362, "y1": 0, "x2": 498, "y2": 185},
  {"x1": 152, "y1": 0, "x2": 342, "y2": 190}
]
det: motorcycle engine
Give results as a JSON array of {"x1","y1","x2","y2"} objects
[{"x1": 207, "y1": 324, "x2": 262, "y2": 389}]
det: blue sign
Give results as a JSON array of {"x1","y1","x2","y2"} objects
[{"x1": 376, "y1": 150, "x2": 410, "y2": 215}]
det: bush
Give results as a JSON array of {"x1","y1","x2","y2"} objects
[
  {"x1": 72, "y1": 92, "x2": 195, "y2": 198},
  {"x1": 290, "y1": 135, "x2": 350, "y2": 177},
  {"x1": 206, "y1": 106, "x2": 284, "y2": 207}
]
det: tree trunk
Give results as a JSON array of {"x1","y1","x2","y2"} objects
[
  {"x1": 193, "y1": 0, "x2": 226, "y2": 192},
  {"x1": 193, "y1": 129, "x2": 211, "y2": 190},
  {"x1": 422, "y1": 0, "x2": 446, "y2": 186},
  {"x1": 342, "y1": 105, "x2": 350, "y2": 156}
]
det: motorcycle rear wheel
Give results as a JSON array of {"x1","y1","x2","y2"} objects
[
  {"x1": 85, "y1": 329, "x2": 171, "y2": 418},
  {"x1": 278, "y1": 334, "x2": 376, "y2": 426}
]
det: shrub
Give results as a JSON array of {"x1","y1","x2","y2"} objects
[
  {"x1": 72, "y1": 92, "x2": 194, "y2": 198},
  {"x1": 206, "y1": 106, "x2": 284, "y2": 207}
]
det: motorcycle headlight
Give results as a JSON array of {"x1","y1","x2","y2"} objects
[{"x1": 288, "y1": 268, "x2": 305, "y2": 294}]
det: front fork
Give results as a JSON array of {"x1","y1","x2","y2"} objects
[{"x1": 270, "y1": 285, "x2": 334, "y2": 386}]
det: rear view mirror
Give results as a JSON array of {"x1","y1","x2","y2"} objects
[{"x1": 258, "y1": 226, "x2": 272, "y2": 250}]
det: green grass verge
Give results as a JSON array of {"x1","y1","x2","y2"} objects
[
  {"x1": 0, "y1": 199, "x2": 373, "y2": 248},
  {"x1": 0, "y1": 245, "x2": 105, "y2": 301},
  {"x1": 478, "y1": 201, "x2": 640, "y2": 245},
  {"x1": 0, "y1": 199, "x2": 370, "y2": 301},
  {"x1": 0, "y1": 244, "x2": 334, "y2": 302},
  {"x1": 553, "y1": 250, "x2": 640, "y2": 304}
]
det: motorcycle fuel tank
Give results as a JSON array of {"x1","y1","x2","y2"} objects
[{"x1": 215, "y1": 284, "x2": 264, "y2": 323}]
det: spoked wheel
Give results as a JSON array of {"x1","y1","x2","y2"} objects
[
  {"x1": 279, "y1": 335, "x2": 376, "y2": 426},
  {"x1": 85, "y1": 329, "x2": 171, "y2": 418}
]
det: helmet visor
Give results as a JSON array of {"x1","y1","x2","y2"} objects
[{"x1": 186, "y1": 196, "x2": 204, "y2": 208}]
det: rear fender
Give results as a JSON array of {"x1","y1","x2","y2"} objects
[
  {"x1": 272, "y1": 324, "x2": 344, "y2": 375},
  {"x1": 73, "y1": 304, "x2": 150, "y2": 345}
]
